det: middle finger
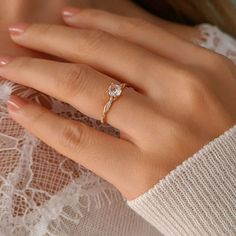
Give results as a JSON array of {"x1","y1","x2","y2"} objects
[{"x1": 8, "y1": 23, "x2": 177, "y2": 95}]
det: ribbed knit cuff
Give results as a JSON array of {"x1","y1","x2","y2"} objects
[{"x1": 127, "y1": 125, "x2": 236, "y2": 236}]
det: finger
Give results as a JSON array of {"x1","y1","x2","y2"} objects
[
  {"x1": 0, "y1": 56, "x2": 157, "y2": 139},
  {"x1": 7, "y1": 95, "x2": 143, "y2": 197},
  {"x1": 8, "y1": 23, "x2": 178, "y2": 94},
  {"x1": 62, "y1": 7, "x2": 203, "y2": 65},
  {"x1": 89, "y1": 1, "x2": 200, "y2": 42}
]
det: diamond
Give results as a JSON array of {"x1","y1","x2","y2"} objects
[{"x1": 108, "y1": 83, "x2": 122, "y2": 97}]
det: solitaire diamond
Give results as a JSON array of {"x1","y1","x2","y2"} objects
[
  {"x1": 101, "y1": 82, "x2": 127, "y2": 124},
  {"x1": 108, "y1": 83, "x2": 122, "y2": 97}
]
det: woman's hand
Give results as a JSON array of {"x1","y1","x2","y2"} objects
[{"x1": 0, "y1": 8, "x2": 235, "y2": 200}]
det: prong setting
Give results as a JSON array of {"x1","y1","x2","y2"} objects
[{"x1": 101, "y1": 83, "x2": 127, "y2": 124}]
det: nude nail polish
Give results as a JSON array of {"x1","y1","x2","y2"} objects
[
  {"x1": 0, "y1": 56, "x2": 13, "y2": 66},
  {"x1": 7, "y1": 95, "x2": 28, "y2": 113},
  {"x1": 62, "y1": 7, "x2": 80, "y2": 18},
  {"x1": 8, "y1": 23, "x2": 30, "y2": 36}
]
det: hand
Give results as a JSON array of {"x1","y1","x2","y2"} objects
[{"x1": 0, "y1": 8, "x2": 235, "y2": 200}]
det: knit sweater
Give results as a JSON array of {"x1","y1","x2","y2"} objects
[{"x1": 127, "y1": 125, "x2": 236, "y2": 236}]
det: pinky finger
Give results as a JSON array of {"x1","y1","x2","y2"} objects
[{"x1": 7, "y1": 95, "x2": 142, "y2": 198}]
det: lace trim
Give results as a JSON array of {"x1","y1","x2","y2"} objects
[{"x1": 0, "y1": 80, "x2": 122, "y2": 236}]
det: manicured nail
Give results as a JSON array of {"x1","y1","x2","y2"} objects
[
  {"x1": 8, "y1": 23, "x2": 30, "y2": 36},
  {"x1": 7, "y1": 95, "x2": 29, "y2": 113},
  {"x1": 62, "y1": 7, "x2": 80, "y2": 18},
  {"x1": 0, "y1": 56, "x2": 14, "y2": 66}
]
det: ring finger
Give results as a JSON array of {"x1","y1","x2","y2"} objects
[{"x1": 0, "y1": 56, "x2": 158, "y2": 140}]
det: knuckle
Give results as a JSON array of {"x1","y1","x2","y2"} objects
[
  {"x1": 12, "y1": 57, "x2": 32, "y2": 70},
  {"x1": 58, "y1": 121, "x2": 88, "y2": 152},
  {"x1": 60, "y1": 64, "x2": 89, "y2": 99},
  {"x1": 118, "y1": 17, "x2": 146, "y2": 37},
  {"x1": 29, "y1": 108, "x2": 49, "y2": 130},
  {"x1": 183, "y1": 73, "x2": 210, "y2": 108},
  {"x1": 76, "y1": 30, "x2": 109, "y2": 55},
  {"x1": 84, "y1": 9, "x2": 103, "y2": 18},
  {"x1": 87, "y1": 29, "x2": 108, "y2": 49},
  {"x1": 31, "y1": 24, "x2": 54, "y2": 35}
]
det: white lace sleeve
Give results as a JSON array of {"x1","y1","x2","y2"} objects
[
  {"x1": 0, "y1": 23, "x2": 235, "y2": 236},
  {"x1": 197, "y1": 24, "x2": 236, "y2": 64}
]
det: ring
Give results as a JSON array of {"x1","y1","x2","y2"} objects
[{"x1": 101, "y1": 82, "x2": 127, "y2": 124}]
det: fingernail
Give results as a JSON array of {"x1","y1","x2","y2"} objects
[
  {"x1": 0, "y1": 56, "x2": 14, "y2": 66},
  {"x1": 7, "y1": 95, "x2": 29, "y2": 113},
  {"x1": 8, "y1": 23, "x2": 30, "y2": 36},
  {"x1": 62, "y1": 7, "x2": 80, "y2": 18}
]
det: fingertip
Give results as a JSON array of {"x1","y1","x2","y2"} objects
[
  {"x1": 7, "y1": 95, "x2": 29, "y2": 114},
  {"x1": 62, "y1": 6, "x2": 81, "y2": 21},
  {"x1": 0, "y1": 55, "x2": 14, "y2": 66},
  {"x1": 8, "y1": 23, "x2": 30, "y2": 37}
]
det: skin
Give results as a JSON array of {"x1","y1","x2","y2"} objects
[
  {"x1": 0, "y1": 3, "x2": 235, "y2": 200},
  {"x1": 0, "y1": 0, "x2": 199, "y2": 105},
  {"x1": 0, "y1": 0, "x2": 199, "y2": 57}
]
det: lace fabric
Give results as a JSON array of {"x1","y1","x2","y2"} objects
[
  {"x1": 196, "y1": 24, "x2": 236, "y2": 63},
  {"x1": 0, "y1": 85, "x2": 123, "y2": 235},
  {"x1": 0, "y1": 23, "x2": 235, "y2": 236}
]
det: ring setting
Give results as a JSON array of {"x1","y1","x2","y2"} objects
[{"x1": 101, "y1": 82, "x2": 127, "y2": 124}]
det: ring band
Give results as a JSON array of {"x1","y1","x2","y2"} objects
[{"x1": 101, "y1": 82, "x2": 127, "y2": 124}]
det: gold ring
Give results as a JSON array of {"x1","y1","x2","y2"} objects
[{"x1": 101, "y1": 82, "x2": 127, "y2": 124}]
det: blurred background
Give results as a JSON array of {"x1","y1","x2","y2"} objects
[{"x1": 133, "y1": 0, "x2": 236, "y2": 37}]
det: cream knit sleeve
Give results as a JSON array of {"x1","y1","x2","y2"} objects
[{"x1": 126, "y1": 125, "x2": 236, "y2": 236}]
